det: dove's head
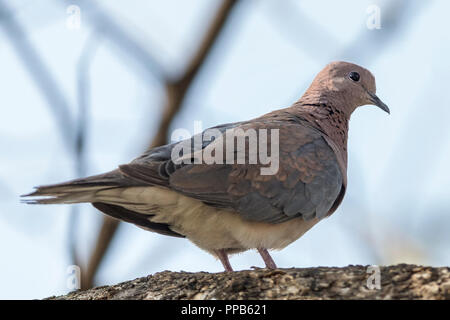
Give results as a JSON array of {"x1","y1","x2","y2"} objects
[{"x1": 304, "y1": 61, "x2": 389, "y2": 116}]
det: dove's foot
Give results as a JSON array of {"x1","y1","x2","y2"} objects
[
  {"x1": 215, "y1": 249, "x2": 233, "y2": 272},
  {"x1": 257, "y1": 248, "x2": 277, "y2": 269}
]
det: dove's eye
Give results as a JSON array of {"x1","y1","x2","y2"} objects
[{"x1": 348, "y1": 71, "x2": 360, "y2": 82}]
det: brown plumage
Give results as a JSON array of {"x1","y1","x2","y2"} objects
[{"x1": 22, "y1": 61, "x2": 389, "y2": 271}]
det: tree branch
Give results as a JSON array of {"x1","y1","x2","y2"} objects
[{"x1": 50, "y1": 264, "x2": 450, "y2": 300}]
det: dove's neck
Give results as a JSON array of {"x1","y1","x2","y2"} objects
[{"x1": 290, "y1": 93, "x2": 350, "y2": 167}]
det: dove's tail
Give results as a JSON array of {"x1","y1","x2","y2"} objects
[
  {"x1": 21, "y1": 170, "x2": 185, "y2": 238},
  {"x1": 21, "y1": 170, "x2": 127, "y2": 205}
]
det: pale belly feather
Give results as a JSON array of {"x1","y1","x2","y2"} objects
[{"x1": 94, "y1": 186, "x2": 320, "y2": 254}]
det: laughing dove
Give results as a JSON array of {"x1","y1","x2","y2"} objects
[{"x1": 23, "y1": 61, "x2": 389, "y2": 271}]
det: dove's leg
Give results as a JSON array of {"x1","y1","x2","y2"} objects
[
  {"x1": 215, "y1": 249, "x2": 233, "y2": 272},
  {"x1": 257, "y1": 248, "x2": 277, "y2": 269}
]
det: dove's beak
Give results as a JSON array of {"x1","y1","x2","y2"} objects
[{"x1": 367, "y1": 91, "x2": 390, "y2": 114}]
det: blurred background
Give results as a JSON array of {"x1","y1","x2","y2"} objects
[{"x1": 0, "y1": 0, "x2": 449, "y2": 299}]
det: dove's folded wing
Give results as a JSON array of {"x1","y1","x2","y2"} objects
[{"x1": 120, "y1": 120, "x2": 344, "y2": 224}]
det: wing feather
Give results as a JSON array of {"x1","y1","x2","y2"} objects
[{"x1": 120, "y1": 120, "x2": 344, "y2": 223}]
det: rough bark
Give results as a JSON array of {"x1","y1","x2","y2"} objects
[{"x1": 48, "y1": 264, "x2": 450, "y2": 300}]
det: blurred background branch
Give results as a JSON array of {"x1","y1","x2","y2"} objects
[
  {"x1": 69, "y1": 32, "x2": 101, "y2": 269},
  {"x1": 61, "y1": 0, "x2": 166, "y2": 82},
  {"x1": 0, "y1": 0, "x2": 75, "y2": 152}
]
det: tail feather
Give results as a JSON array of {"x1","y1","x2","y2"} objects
[
  {"x1": 21, "y1": 187, "x2": 116, "y2": 204},
  {"x1": 21, "y1": 170, "x2": 126, "y2": 205},
  {"x1": 21, "y1": 169, "x2": 186, "y2": 239}
]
